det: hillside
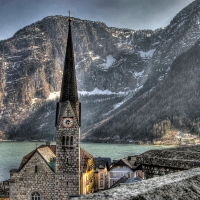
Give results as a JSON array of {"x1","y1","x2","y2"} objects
[
  {"x1": 83, "y1": 40, "x2": 200, "y2": 142},
  {"x1": 1, "y1": 0, "x2": 200, "y2": 141}
]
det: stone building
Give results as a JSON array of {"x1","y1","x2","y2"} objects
[
  {"x1": 10, "y1": 144, "x2": 94, "y2": 199},
  {"x1": 9, "y1": 15, "x2": 90, "y2": 199}
]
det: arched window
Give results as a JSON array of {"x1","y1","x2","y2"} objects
[
  {"x1": 66, "y1": 136, "x2": 70, "y2": 146},
  {"x1": 31, "y1": 192, "x2": 40, "y2": 200},
  {"x1": 70, "y1": 136, "x2": 73, "y2": 146},
  {"x1": 127, "y1": 172, "x2": 130, "y2": 178},
  {"x1": 62, "y1": 136, "x2": 65, "y2": 147}
]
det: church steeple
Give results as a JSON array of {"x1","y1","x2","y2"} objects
[
  {"x1": 60, "y1": 12, "x2": 78, "y2": 105},
  {"x1": 55, "y1": 11, "x2": 81, "y2": 197}
]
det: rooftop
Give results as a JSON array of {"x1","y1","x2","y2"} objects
[
  {"x1": 70, "y1": 167, "x2": 200, "y2": 199},
  {"x1": 136, "y1": 145, "x2": 200, "y2": 169}
]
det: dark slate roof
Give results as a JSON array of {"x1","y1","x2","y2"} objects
[
  {"x1": 136, "y1": 145, "x2": 200, "y2": 169},
  {"x1": 93, "y1": 157, "x2": 111, "y2": 170},
  {"x1": 110, "y1": 176, "x2": 127, "y2": 188},
  {"x1": 59, "y1": 18, "x2": 78, "y2": 106},
  {"x1": 110, "y1": 159, "x2": 133, "y2": 170},
  {"x1": 71, "y1": 168, "x2": 200, "y2": 199}
]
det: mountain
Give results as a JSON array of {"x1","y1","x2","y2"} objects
[
  {"x1": 1, "y1": 0, "x2": 200, "y2": 141},
  {"x1": 82, "y1": 0, "x2": 200, "y2": 142},
  {"x1": 0, "y1": 15, "x2": 162, "y2": 140}
]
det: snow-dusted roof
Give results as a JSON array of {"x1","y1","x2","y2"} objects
[
  {"x1": 70, "y1": 167, "x2": 200, "y2": 199},
  {"x1": 136, "y1": 145, "x2": 200, "y2": 169}
]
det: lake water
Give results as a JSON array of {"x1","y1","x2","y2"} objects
[{"x1": 0, "y1": 142, "x2": 171, "y2": 181}]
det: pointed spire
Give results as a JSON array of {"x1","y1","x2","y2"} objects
[{"x1": 59, "y1": 11, "x2": 78, "y2": 105}]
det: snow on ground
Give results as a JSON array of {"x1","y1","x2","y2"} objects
[
  {"x1": 134, "y1": 70, "x2": 144, "y2": 77},
  {"x1": 99, "y1": 55, "x2": 116, "y2": 70},
  {"x1": 87, "y1": 51, "x2": 101, "y2": 60},
  {"x1": 78, "y1": 88, "x2": 126, "y2": 96},
  {"x1": 138, "y1": 49, "x2": 156, "y2": 58},
  {"x1": 48, "y1": 91, "x2": 60, "y2": 100}
]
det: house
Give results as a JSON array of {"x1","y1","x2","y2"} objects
[
  {"x1": 126, "y1": 156, "x2": 145, "y2": 179},
  {"x1": 109, "y1": 159, "x2": 135, "y2": 187},
  {"x1": 93, "y1": 157, "x2": 111, "y2": 191},
  {"x1": 80, "y1": 149, "x2": 95, "y2": 194}
]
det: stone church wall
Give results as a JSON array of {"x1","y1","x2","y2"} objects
[{"x1": 10, "y1": 152, "x2": 55, "y2": 200}]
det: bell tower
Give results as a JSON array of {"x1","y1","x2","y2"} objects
[{"x1": 55, "y1": 12, "x2": 81, "y2": 198}]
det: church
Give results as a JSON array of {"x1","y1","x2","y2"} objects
[{"x1": 9, "y1": 15, "x2": 94, "y2": 200}]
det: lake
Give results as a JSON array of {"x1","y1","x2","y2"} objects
[{"x1": 0, "y1": 141, "x2": 171, "y2": 181}]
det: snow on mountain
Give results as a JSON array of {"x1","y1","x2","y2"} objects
[
  {"x1": 78, "y1": 88, "x2": 126, "y2": 96},
  {"x1": 138, "y1": 49, "x2": 156, "y2": 59},
  {"x1": 98, "y1": 55, "x2": 116, "y2": 71}
]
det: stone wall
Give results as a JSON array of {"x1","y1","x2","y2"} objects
[
  {"x1": 55, "y1": 102, "x2": 80, "y2": 199},
  {"x1": 10, "y1": 152, "x2": 55, "y2": 200}
]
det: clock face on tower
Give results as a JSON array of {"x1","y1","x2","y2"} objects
[{"x1": 62, "y1": 117, "x2": 74, "y2": 128}]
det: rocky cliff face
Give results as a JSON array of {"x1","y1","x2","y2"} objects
[
  {"x1": 82, "y1": 0, "x2": 200, "y2": 141},
  {"x1": 0, "y1": 15, "x2": 162, "y2": 140},
  {"x1": 1, "y1": 0, "x2": 200, "y2": 141}
]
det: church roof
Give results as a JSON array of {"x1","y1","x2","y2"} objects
[
  {"x1": 59, "y1": 18, "x2": 78, "y2": 105},
  {"x1": 136, "y1": 145, "x2": 200, "y2": 169},
  {"x1": 18, "y1": 144, "x2": 92, "y2": 174},
  {"x1": 56, "y1": 17, "x2": 80, "y2": 126}
]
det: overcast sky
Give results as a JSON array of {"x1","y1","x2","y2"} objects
[{"x1": 0, "y1": 0, "x2": 195, "y2": 40}]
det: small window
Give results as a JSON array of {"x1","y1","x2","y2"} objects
[
  {"x1": 70, "y1": 136, "x2": 73, "y2": 146},
  {"x1": 66, "y1": 136, "x2": 69, "y2": 146},
  {"x1": 127, "y1": 172, "x2": 130, "y2": 178},
  {"x1": 113, "y1": 181, "x2": 116, "y2": 185},
  {"x1": 66, "y1": 158, "x2": 68, "y2": 163},
  {"x1": 121, "y1": 172, "x2": 124, "y2": 177},
  {"x1": 113, "y1": 172, "x2": 116, "y2": 177},
  {"x1": 35, "y1": 166, "x2": 37, "y2": 173},
  {"x1": 99, "y1": 180, "x2": 103, "y2": 187},
  {"x1": 62, "y1": 136, "x2": 65, "y2": 147},
  {"x1": 31, "y1": 192, "x2": 40, "y2": 200},
  {"x1": 100, "y1": 173, "x2": 103, "y2": 179}
]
